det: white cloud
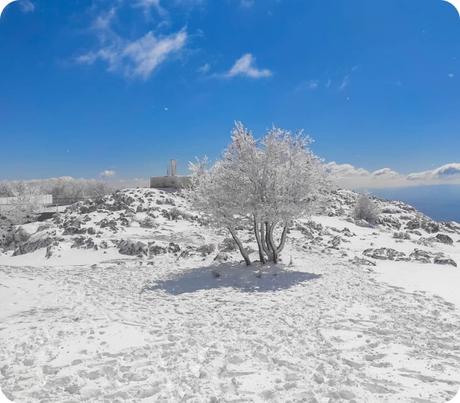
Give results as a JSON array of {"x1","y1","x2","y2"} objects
[
  {"x1": 326, "y1": 162, "x2": 460, "y2": 189},
  {"x1": 406, "y1": 163, "x2": 460, "y2": 182},
  {"x1": 325, "y1": 162, "x2": 370, "y2": 179},
  {"x1": 225, "y1": 53, "x2": 272, "y2": 79},
  {"x1": 304, "y1": 80, "x2": 319, "y2": 90},
  {"x1": 92, "y1": 7, "x2": 117, "y2": 33},
  {"x1": 240, "y1": 0, "x2": 255, "y2": 8},
  {"x1": 338, "y1": 75, "x2": 350, "y2": 91},
  {"x1": 197, "y1": 63, "x2": 210, "y2": 74},
  {"x1": 20, "y1": 0, "x2": 34, "y2": 13},
  {"x1": 78, "y1": 30, "x2": 187, "y2": 80},
  {"x1": 295, "y1": 80, "x2": 320, "y2": 92},
  {"x1": 135, "y1": 0, "x2": 161, "y2": 11},
  {"x1": 100, "y1": 170, "x2": 116, "y2": 178},
  {"x1": 77, "y1": 0, "x2": 188, "y2": 80}
]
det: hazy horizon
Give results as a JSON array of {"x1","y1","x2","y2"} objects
[{"x1": 370, "y1": 184, "x2": 460, "y2": 223}]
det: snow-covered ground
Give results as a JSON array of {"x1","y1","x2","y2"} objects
[{"x1": 0, "y1": 188, "x2": 459, "y2": 402}]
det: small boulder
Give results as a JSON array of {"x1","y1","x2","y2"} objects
[
  {"x1": 433, "y1": 256, "x2": 457, "y2": 267},
  {"x1": 393, "y1": 231, "x2": 411, "y2": 240},
  {"x1": 196, "y1": 243, "x2": 216, "y2": 256},
  {"x1": 434, "y1": 233, "x2": 454, "y2": 245},
  {"x1": 363, "y1": 247, "x2": 408, "y2": 261},
  {"x1": 213, "y1": 252, "x2": 229, "y2": 263},
  {"x1": 406, "y1": 219, "x2": 421, "y2": 230},
  {"x1": 422, "y1": 220, "x2": 440, "y2": 234},
  {"x1": 409, "y1": 249, "x2": 432, "y2": 264},
  {"x1": 118, "y1": 240, "x2": 148, "y2": 256}
]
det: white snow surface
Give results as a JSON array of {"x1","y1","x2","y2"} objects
[{"x1": 0, "y1": 188, "x2": 459, "y2": 402}]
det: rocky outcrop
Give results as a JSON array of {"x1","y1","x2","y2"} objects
[
  {"x1": 118, "y1": 240, "x2": 148, "y2": 256},
  {"x1": 13, "y1": 231, "x2": 61, "y2": 256},
  {"x1": 393, "y1": 231, "x2": 411, "y2": 240},
  {"x1": 434, "y1": 234, "x2": 454, "y2": 245},
  {"x1": 363, "y1": 248, "x2": 408, "y2": 261},
  {"x1": 196, "y1": 244, "x2": 216, "y2": 257},
  {"x1": 433, "y1": 256, "x2": 457, "y2": 267},
  {"x1": 409, "y1": 249, "x2": 457, "y2": 267},
  {"x1": 405, "y1": 219, "x2": 440, "y2": 234},
  {"x1": 364, "y1": 247, "x2": 457, "y2": 267},
  {"x1": 409, "y1": 249, "x2": 433, "y2": 264}
]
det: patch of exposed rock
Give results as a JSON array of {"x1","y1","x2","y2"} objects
[
  {"x1": 363, "y1": 247, "x2": 457, "y2": 268},
  {"x1": 363, "y1": 248, "x2": 408, "y2": 261}
]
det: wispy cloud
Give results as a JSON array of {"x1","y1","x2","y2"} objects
[
  {"x1": 100, "y1": 169, "x2": 116, "y2": 178},
  {"x1": 135, "y1": 0, "x2": 162, "y2": 11},
  {"x1": 20, "y1": 0, "x2": 35, "y2": 13},
  {"x1": 77, "y1": 1, "x2": 187, "y2": 80},
  {"x1": 225, "y1": 53, "x2": 272, "y2": 79},
  {"x1": 240, "y1": 0, "x2": 255, "y2": 8},
  {"x1": 296, "y1": 79, "x2": 320, "y2": 92},
  {"x1": 338, "y1": 74, "x2": 350, "y2": 91},
  {"x1": 78, "y1": 29, "x2": 187, "y2": 80},
  {"x1": 197, "y1": 63, "x2": 210, "y2": 74},
  {"x1": 326, "y1": 162, "x2": 460, "y2": 189},
  {"x1": 297, "y1": 67, "x2": 357, "y2": 93}
]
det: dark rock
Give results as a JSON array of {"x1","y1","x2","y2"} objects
[
  {"x1": 140, "y1": 217, "x2": 156, "y2": 229},
  {"x1": 218, "y1": 237, "x2": 237, "y2": 252},
  {"x1": 329, "y1": 236, "x2": 341, "y2": 248},
  {"x1": 409, "y1": 249, "x2": 432, "y2": 263},
  {"x1": 421, "y1": 221, "x2": 440, "y2": 234},
  {"x1": 350, "y1": 257, "x2": 376, "y2": 266},
  {"x1": 378, "y1": 216, "x2": 401, "y2": 230},
  {"x1": 167, "y1": 242, "x2": 181, "y2": 254},
  {"x1": 196, "y1": 244, "x2": 216, "y2": 256},
  {"x1": 214, "y1": 252, "x2": 229, "y2": 262},
  {"x1": 406, "y1": 219, "x2": 420, "y2": 230},
  {"x1": 341, "y1": 227, "x2": 354, "y2": 237},
  {"x1": 393, "y1": 231, "x2": 411, "y2": 240},
  {"x1": 363, "y1": 248, "x2": 408, "y2": 261},
  {"x1": 13, "y1": 231, "x2": 60, "y2": 256},
  {"x1": 434, "y1": 234, "x2": 454, "y2": 245},
  {"x1": 433, "y1": 256, "x2": 457, "y2": 267},
  {"x1": 148, "y1": 243, "x2": 167, "y2": 256},
  {"x1": 71, "y1": 236, "x2": 97, "y2": 250},
  {"x1": 118, "y1": 240, "x2": 148, "y2": 256},
  {"x1": 62, "y1": 219, "x2": 87, "y2": 235},
  {"x1": 45, "y1": 244, "x2": 62, "y2": 259}
]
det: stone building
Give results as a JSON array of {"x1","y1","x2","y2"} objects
[{"x1": 150, "y1": 160, "x2": 191, "y2": 189}]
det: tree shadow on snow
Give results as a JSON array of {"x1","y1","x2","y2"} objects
[{"x1": 146, "y1": 263, "x2": 321, "y2": 295}]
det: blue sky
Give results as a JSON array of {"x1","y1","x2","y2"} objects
[{"x1": 1, "y1": 0, "x2": 460, "y2": 181}]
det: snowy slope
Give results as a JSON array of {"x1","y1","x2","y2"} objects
[{"x1": 0, "y1": 188, "x2": 459, "y2": 402}]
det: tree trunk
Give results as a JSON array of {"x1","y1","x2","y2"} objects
[
  {"x1": 266, "y1": 222, "x2": 279, "y2": 264},
  {"x1": 228, "y1": 227, "x2": 251, "y2": 266},
  {"x1": 276, "y1": 224, "x2": 289, "y2": 254},
  {"x1": 253, "y1": 216, "x2": 267, "y2": 264},
  {"x1": 264, "y1": 222, "x2": 275, "y2": 262},
  {"x1": 260, "y1": 222, "x2": 270, "y2": 258}
]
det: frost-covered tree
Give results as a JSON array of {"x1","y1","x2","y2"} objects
[
  {"x1": 0, "y1": 182, "x2": 43, "y2": 221},
  {"x1": 353, "y1": 194, "x2": 379, "y2": 225},
  {"x1": 0, "y1": 182, "x2": 14, "y2": 197},
  {"x1": 187, "y1": 122, "x2": 326, "y2": 265},
  {"x1": 187, "y1": 155, "x2": 253, "y2": 265},
  {"x1": 42, "y1": 177, "x2": 111, "y2": 203}
]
